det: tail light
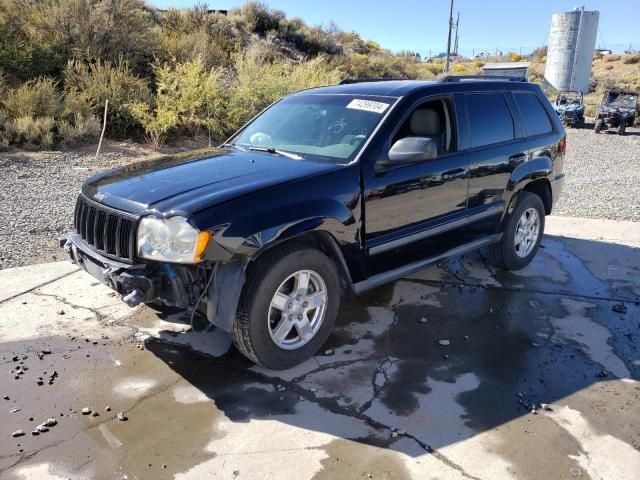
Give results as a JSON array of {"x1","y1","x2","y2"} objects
[{"x1": 559, "y1": 136, "x2": 566, "y2": 156}]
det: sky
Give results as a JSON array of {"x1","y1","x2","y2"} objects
[{"x1": 149, "y1": 0, "x2": 640, "y2": 56}]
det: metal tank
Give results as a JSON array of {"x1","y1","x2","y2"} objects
[{"x1": 544, "y1": 8, "x2": 599, "y2": 94}]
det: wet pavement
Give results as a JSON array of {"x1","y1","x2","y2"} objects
[{"x1": 0, "y1": 216, "x2": 639, "y2": 480}]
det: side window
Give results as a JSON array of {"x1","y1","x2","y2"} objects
[
  {"x1": 513, "y1": 92, "x2": 553, "y2": 137},
  {"x1": 465, "y1": 93, "x2": 514, "y2": 148},
  {"x1": 392, "y1": 98, "x2": 456, "y2": 154}
]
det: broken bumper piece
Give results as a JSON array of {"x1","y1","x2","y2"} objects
[{"x1": 59, "y1": 232, "x2": 202, "y2": 309}]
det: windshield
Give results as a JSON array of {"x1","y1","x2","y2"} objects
[{"x1": 230, "y1": 94, "x2": 396, "y2": 162}]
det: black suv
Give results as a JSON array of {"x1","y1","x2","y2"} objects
[{"x1": 62, "y1": 78, "x2": 566, "y2": 369}]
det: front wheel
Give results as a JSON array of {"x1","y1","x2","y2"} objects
[
  {"x1": 594, "y1": 119, "x2": 603, "y2": 133},
  {"x1": 618, "y1": 122, "x2": 626, "y2": 135},
  {"x1": 232, "y1": 245, "x2": 340, "y2": 369},
  {"x1": 490, "y1": 191, "x2": 545, "y2": 271}
]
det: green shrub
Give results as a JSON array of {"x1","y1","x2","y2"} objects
[
  {"x1": 231, "y1": 1, "x2": 284, "y2": 36},
  {"x1": 278, "y1": 17, "x2": 341, "y2": 56},
  {"x1": 57, "y1": 113, "x2": 101, "y2": 147},
  {"x1": 159, "y1": 7, "x2": 240, "y2": 69},
  {"x1": 2, "y1": 77, "x2": 62, "y2": 118},
  {"x1": 63, "y1": 58, "x2": 150, "y2": 138},
  {"x1": 508, "y1": 52, "x2": 523, "y2": 62},
  {"x1": 4, "y1": 115, "x2": 55, "y2": 149},
  {"x1": 128, "y1": 59, "x2": 225, "y2": 148},
  {"x1": 622, "y1": 54, "x2": 640, "y2": 65},
  {"x1": 224, "y1": 51, "x2": 341, "y2": 134},
  {"x1": 19, "y1": 0, "x2": 157, "y2": 76}
]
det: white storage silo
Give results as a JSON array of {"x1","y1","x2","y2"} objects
[{"x1": 544, "y1": 8, "x2": 599, "y2": 93}]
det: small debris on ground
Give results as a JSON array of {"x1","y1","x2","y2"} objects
[
  {"x1": 81, "y1": 407, "x2": 91, "y2": 415},
  {"x1": 597, "y1": 370, "x2": 608, "y2": 378},
  {"x1": 438, "y1": 339, "x2": 450, "y2": 346},
  {"x1": 569, "y1": 467, "x2": 583, "y2": 477},
  {"x1": 324, "y1": 349, "x2": 334, "y2": 356},
  {"x1": 612, "y1": 304, "x2": 627, "y2": 314},
  {"x1": 10, "y1": 408, "x2": 20, "y2": 413},
  {"x1": 105, "y1": 406, "x2": 111, "y2": 412},
  {"x1": 11, "y1": 430, "x2": 25, "y2": 438},
  {"x1": 418, "y1": 317, "x2": 427, "y2": 324},
  {"x1": 57, "y1": 309, "x2": 65, "y2": 315},
  {"x1": 117, "y1": 412, "x2": 128, "y2": 421},
  {"x1": 44, "y1": 418, "x2": 57, "y2": 427}
]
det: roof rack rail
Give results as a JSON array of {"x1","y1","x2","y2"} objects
[
  {"x1": 339, "y1": 78, "x2": 409, "y2": 85},
  {"x1": 441, "y1": 75, "x2": 526, "y2": 82}
]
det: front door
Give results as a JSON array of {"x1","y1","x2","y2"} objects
[{"x1": 363, "y1": 96, "x2": 470, "y2": 275}]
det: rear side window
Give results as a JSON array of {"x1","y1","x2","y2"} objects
[
  {"x1": 514, "y1": 92, "x2": 553, "y2": 136},
  {"x1": 465, "y1": 93, "x2": 514, "y2": 148}
]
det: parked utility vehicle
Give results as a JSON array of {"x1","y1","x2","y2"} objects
[
  {"x1": 552, "y1": 91, "x2": 585, "y2": 127},
  {"x1": 62, "y1": 78, "x2": 566, "y2": 369},
  {"x1": 594, "y1": 89, "x2": 637, "y2": 135}
]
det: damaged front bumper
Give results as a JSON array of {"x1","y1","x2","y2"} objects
[{"x1": 59, "y1": 232, "x2": 205, "y2": 309}]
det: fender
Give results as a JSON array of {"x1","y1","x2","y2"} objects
[{"x1": 501, "y1": 155, "x2": 553, "y2": 222}]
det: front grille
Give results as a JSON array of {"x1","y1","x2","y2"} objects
[{"x1": 74, "y1": 195, "x2": 138, "y2": 263}]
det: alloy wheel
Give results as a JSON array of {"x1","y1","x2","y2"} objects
[
  {"x1": 514, "y1": 208, "x2": 540, "y2": 258},
  {"x1": 267, "y1": 270, "x2": 328, "y2": 350}
]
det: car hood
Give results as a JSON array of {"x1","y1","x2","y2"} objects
[{"x1": 82, "y1": 147, "x2": 343, "y2": 216}]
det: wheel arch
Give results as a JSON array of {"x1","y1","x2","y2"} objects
[{"x1": 249, "y1": 229, "x2": 354, "y2": 292}]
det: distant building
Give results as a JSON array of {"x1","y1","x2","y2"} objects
[{"x1": 482, "y1": 62, "x2": 531, "y2": 80}]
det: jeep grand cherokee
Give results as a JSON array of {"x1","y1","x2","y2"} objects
[{"x1": 61, "y1": 77, "x2": 566, "y2": 369}]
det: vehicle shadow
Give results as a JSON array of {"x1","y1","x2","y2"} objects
[{"x1": 144, "y1": 233, "x2": 640, "y2": 457}]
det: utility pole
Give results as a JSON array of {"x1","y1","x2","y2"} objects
[
  {"x1": 444, "y1": 0, "x2": 454, "y2": 72},
  {"x1": 453, "y1": 11, "x2": 460, "y2": 55}
]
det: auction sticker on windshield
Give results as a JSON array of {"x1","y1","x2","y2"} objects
[{"x1": 346, "y1": 99, "x2": 390, "y2": 114}]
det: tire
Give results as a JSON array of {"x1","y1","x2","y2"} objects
[
  {"x1": 618, "y1": 122, "x2": 625, "y2": 135},
  {"x1": 594, "y1": 119, "x2": 603, "y2": 133},
  {"x1": 232, "y1": 245, "x2": 340, "y2": 369},
  {"x1": 490, "y1": 191, "x2": 545, "y2": 271}
]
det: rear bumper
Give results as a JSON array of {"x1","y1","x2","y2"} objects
[{"x1": 59, "y1": 232, "x2": 203, "y2": 308}]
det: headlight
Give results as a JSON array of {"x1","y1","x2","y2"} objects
[{"x1": 137, "y1": 216, "x2": 210, "y2": 263}]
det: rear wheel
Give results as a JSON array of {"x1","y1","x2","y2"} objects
[
  {"x1": 490, "y1": 192, "x2": 545, "y2": 271},
  {"x1": 594, "y1": 119, "x2": 603, "y2": 133},
  {"x1": 232, "y1": 245, "x2": 340, "y2": 369},
  {"x1": 618, "y1": 122, "x2": 626, "y2": 135}
]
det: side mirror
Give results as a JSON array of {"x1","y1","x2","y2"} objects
[{"x1": 379, "y1": 137, "x2": 438, "y2": 169}]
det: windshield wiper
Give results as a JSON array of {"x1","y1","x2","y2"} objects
[{"x1": 248, "y1": 146, "x2": 303, "y2": 160}]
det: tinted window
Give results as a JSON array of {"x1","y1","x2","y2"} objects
[
  {"x1": 514, "y1": 93, "x2": 553, "y2": 136},
  {"x1": 466, "y1": 93, "x2": 514, "y2": 148}
]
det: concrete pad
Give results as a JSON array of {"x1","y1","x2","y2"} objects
[
  {"x1": 1, "y1": 216, "x2": 639, "y2": 480},
  {"x1": 0, "y1": 261, "x2": 78, "y2": 302}
]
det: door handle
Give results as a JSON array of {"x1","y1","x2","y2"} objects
[{"x1": 442, "y1": 168, "x2": 467, "y2": 181}]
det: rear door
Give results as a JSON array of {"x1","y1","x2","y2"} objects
[{"x1": 462, "y1": 91, "x2": 529, "y2": 240}]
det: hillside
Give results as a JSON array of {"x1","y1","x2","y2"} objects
[{"x1": 1, "y1": 0, "x2": 638, "y2": 152}]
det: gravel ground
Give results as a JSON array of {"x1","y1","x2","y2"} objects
[
  {"x1": 553, "y1": 125, "x2": 640, "y2": 222},
  {"x1": 0, "y1": 143, "x2": 159, "y2": 270},
  {"x1": 0, "y1": 127, "x2": 639, "y2": 269}
]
